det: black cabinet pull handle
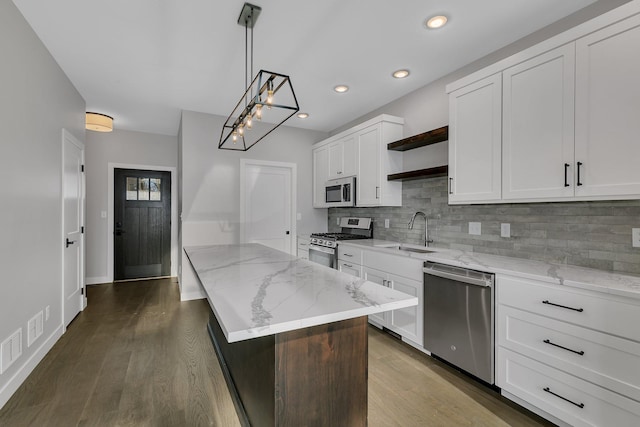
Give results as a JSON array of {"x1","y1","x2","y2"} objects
[
  {"x1": 542, "y1": 300, "x2": 584, "y2": 312},
  {"x1": 543, "y1": 339, "x2": 585, "y2": 355},
  {"x1": 564, "y1": 163, "x2": 570, "y2": 187},
  {"x1": 576, "y1": 162, "x2": 583, "y2": 186},
  {"x1": 543, "y1": 387, "x2": 584, "y2": 409},
  {"x1": 65, "y1": 238, "x2": 76, "y2": 248},
  {"x1": 449, "y1": 177, "x2": 453, "y2": 195},
  {"x1": 343, "y1": 263, "x2": 353, "y2": 268}
]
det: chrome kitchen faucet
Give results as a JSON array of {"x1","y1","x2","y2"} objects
[{"x1": 408, "y1": 211, "x2": 433, "y2": 247}]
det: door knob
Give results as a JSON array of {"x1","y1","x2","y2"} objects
[
  {"x1": 65, "y1": 238, "x2": 76, "y2": 248},
  {"x1": 285, "y1": 231, "x2": 290, "y2": 235},
  {"x1": 115, "y1": 229, "x2": 126, "y2": 236}
]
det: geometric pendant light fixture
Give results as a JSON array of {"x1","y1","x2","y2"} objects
[
  {"x1": 85, "y1": 112, "x2": 114, "y2": 132},
  {"x1": 219, "y1": 3, "x2": 299, "y2": 151}
]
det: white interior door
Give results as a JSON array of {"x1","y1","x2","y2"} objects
[
  {"x1": 62, "y1": 130, "x2": 85, "y2": 327},
  {"x1": 241, "y1": 160, "x2": 296, "y2": 255}
]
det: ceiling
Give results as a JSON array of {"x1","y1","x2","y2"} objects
[{"x1": 13, "y1": 0, "x2": 597, "y2": 136}]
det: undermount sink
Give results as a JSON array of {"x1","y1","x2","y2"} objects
[{"x1": 396, "y1": 246, "x2": 435, "y2": 254}]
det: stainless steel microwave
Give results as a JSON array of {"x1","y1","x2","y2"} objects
[{"x1": 325, "y1": 177, "x2": 355, "y2": 207}]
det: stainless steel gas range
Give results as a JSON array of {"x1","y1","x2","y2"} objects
[{"x1": 308, "y1": 217, "x2": 373, "y2": 269}]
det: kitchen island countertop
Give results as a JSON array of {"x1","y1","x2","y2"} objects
[{"x1": 185, "y1": 243, "x2": 418, "y2": 343}]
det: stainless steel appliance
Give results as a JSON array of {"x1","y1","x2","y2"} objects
[
  {"x1": 324, "y1": 176, "x2": 355, "y2": 207},
  {"x1": 423, "y1": 261, "x2": 495, "y2": 384},
  {"x1": 308, "y1": 217, "x2": 372, "y2": 268}
]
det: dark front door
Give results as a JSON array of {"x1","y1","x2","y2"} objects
[{"x1": 114, "y1": 168, "x2": 171, "y2": 280}]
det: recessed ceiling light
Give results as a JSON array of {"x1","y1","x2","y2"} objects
[
  {"x1": 392, "y1": 69, "x2": 410, "y2": 79},
  {"x1": 334, "y1": 85, "x2": 349, "y2": 93},
  {"x1": 426, "y1": 15, "x2": 448, "y2": 29},
  {"x1": 297, "y1": 112, "x2": 309, "y2": 119}
]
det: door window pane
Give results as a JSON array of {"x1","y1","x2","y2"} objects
[
  {"x1": 138, "y1": 178, "x2": 150, "y2": 200},
  {"x1": 126, "y1": 177, "x2": 138, "y2": 200},
  {"x1": 150, "y1": 178, "x2": 161, "y2": 201}
]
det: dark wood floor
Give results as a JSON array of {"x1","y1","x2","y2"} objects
[{"x1": 0, "y1": 279, "x2": 553, "y2": 427}]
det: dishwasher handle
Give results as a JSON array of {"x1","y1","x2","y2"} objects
[{"x1": 423, "y1": 264, "x2": 493, "y2": 288}]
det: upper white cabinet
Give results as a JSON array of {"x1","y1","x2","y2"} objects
[
  {"x1": 502, "y1": 44, "x2": 575, "y2": 200},
  {"x1": 447, "y1": 3, "x2": 640, "y2": 204},
  {"x1": 312, "y1": 115, "x2": 404, "y2": 208},
  {"x1": 448, "y1": 73, "x2": 502, "y2": 203},
  {"x1": 356, "y1": 121, "x2": 403, "y2": 206},
  {"x1": 328, "y1": 134, "x2": 357, "y2": 180},
  {"x1": 574, "y1": 13, "x2": 640, "y2": 198},
  {"x1": 312, "y1": 144, "x2": 329, "y2": 208}
]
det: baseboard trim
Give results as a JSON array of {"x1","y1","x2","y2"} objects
[
  {"x1": 0, "y1": 323, "x2": 64, "y2": 410},
  {"x1": 86, "y1": 276, "x2": 110, "y2": 285},
  {"x1": 180, "y1": 288, "x2": 206, "y2": 301}
]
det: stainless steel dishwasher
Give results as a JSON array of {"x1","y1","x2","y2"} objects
[{"x1": 423, "y1": 261, "x2": 495, "y2": 384}]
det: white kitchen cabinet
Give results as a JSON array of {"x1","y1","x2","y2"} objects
[
  {"x1": 448, "y1": 73, "x2": 502, "y2": 204},
  {"x1": 338, "y1": 260, "x2": 361, "y2": 278},
  {"x1": 502, "y1": 44, "x2": 576, "y2": 200},
  {"x1": 312, "y1": 144, "x2": 329, "y2": 208},
  {"x1": 356, "y1": 121, "x2": 403, "y2": 207},
  {"x1": 328, "y1": 134, "x2": 357, "y2": 180},
  {"x1": 496, "y1": 274, "x2": 640, "y2": 425},
  {"x1": 362, "y1": 266, "x2": 389, "y2": 326},
  {"x1": 574, "y1": 13, "x2": 640, "y2": 198},
  {"x1": 387, "y1": 273, "x2": 423, "y2": 346}
]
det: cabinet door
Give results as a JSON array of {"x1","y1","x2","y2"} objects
[
  {"x1": 328, "y1": 141, "x2": 343, "y2": 179},
  {"x1": 449, "y1": 74, "x2": 502, "y2": 203},
  {"x1": 575, "y1": 14, "x2": 640, "y2": 198},
  {"x1": 312, "y1": 145, "x2": 329, "y2": 207},
  {"x1": 357, "y1": 125, "x2": 381, "y2": 206},
  {"x1": 363, "y1": 266, "x2": 388, "y2": 326},
  {"x1": 502, "y1": 44, "x2": 575, "y2": 200},
  {"x1": 338, "y1": 260, "x2": 361, "y2": 278},
  {"x1": 388, "y1": 273, "x2": 423, "y2": 346},
  {"x1": 342, "y1": 134, "x2": 357, "y2": 177}
]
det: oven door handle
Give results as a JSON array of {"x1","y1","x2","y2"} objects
[
  {"x1": 309, "y1": 245, "x2": 335, "y2": 255},
  {"x1": 423, "y1": 267, "x2": 491, "y2": 287}
]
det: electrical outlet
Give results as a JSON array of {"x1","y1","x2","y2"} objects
[
  {"x1": 100, "y1": 210, "x2": 107, "y2": 219},
  {"x1": 633, "y1": 228, "x2": 640, "y2": 248},
  {"x1": 384, "y1": 219, "x2": 390, "y2": 228},
  {"x1": 45, "y1": 305, "x2": 50, "y2": 321},
  {"x1": 469, "y1": 222, "x2": 481, "y2": 236},
  {"x1": 501, "y1": 223, "x2": 511, "y2": 238},
  {"x1": 336, "y1": 217, "x2": 340, "y2": 226},
  {"x1": 296, "y1": 212, "x2": 302, "y2": 221}
]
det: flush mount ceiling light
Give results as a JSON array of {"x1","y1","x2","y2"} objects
[
  {"x1": 297, "y1": 112, "x2": 309, "y2": 119},
  {"x1": 334, "y1": 85, "x2": 349, "y2": 93},
  {"x1": 85, "y1": 112, "x2": 113, "y2": 132},
  {"x1": 392, "y1": 69, "x2": 410, "y2": 79},
  {"x1": 219, "y1": 3, "x2": 299, "y2": 151},
  {"x1": 426, "y1": 15, "x2": 448, "y2": 29}
]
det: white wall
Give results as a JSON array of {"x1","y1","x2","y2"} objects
[
  {"x1": 179, "y1": 110, "x2": 327, "y2": 300},
  {"x1": 84, "y1": 129, "x2": 178, "y2": 284},
  {"x1": 0, "y1": 0, "x2": 85, "y2": 409}
]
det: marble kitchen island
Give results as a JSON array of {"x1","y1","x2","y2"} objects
[{"x1": 185, "y1": 244, "x2": 418, "y2": 427}]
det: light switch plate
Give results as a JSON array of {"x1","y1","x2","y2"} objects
[
  {"x1": 501, "y1": 223, "x2": 511, "y2": 238},
  {"x1": 100, "y1": 211, "x2": 107, "y2": 219},
  {"x1": 384, "y1": 219, "x2": 390, "y2": 228},
  {"x1": 469, "y1": 222, "x2": 481, "y2": 236},
  {"x1": 296, "y1": 213, "x2": 302, "y2": 221},
  {"x1": 633, "y1": 228, "x2": 640, "y2": 248},
  {"x1": 336, "y1": 217, "x2": 340, "y2": 226}
]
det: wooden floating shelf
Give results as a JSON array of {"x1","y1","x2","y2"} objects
[
  {"x1": 387, "y1": 165, "x2": 448, "y2": 181},
  {"x1": 387, "y1": 125, "x2": 449, "y2": 151}
]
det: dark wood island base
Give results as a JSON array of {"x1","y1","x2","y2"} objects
[{"x1": 208, "y1": 311, "x2": 368, "y2": 427}]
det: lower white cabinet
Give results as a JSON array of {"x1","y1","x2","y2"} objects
[
  {"x1": 338, "y1": 244, "x2": 424, "y2": 347},
  {"x1": 296, "y1": 235, "x2": 310, "y2": 260},
  {"x1": 497, "y1": 274, "x2": 640, "y2": 425}
]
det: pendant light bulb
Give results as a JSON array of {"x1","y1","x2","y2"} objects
[
  {"x1": 246, "y1": 112, "x2": 253, "y2": 129},
  {"x1": 255, "y1": 104, "x2": 263, "y2": 120},
  {"x1": 232, "y1": 131, "x2": 238, "y2": 143},
  {"x1": 238, "y1": 123, "x2": 244, "y2": 136},
  {"x1": 266, "y1": 89, "x2": 274, "y2": 108}
]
